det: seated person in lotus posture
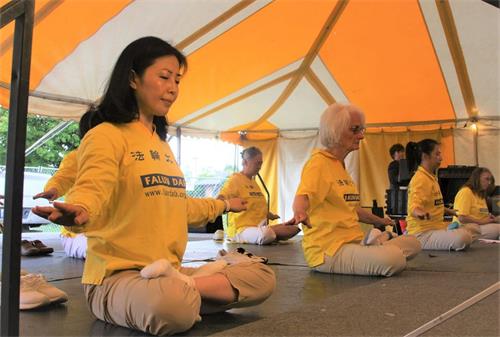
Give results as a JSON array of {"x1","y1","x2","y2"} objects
[
  {"x1": 33, "y1": 37, "x2": 275, "y2": 336},
  {"x1": 388, "y1": 143, "x2": 405, "y2": 190},
  {"x1": 452, "y1": 167, "x2": 499, "y2": 240},
  {"x1": 218, "y1": 146, "x2": 300, "y2": 245},
  {"x1": 292, "y1": 103, "x2": 421, "y2": 277},
  {"x1": 405, "y1": 139, "x2": 473, "y2": 250}
]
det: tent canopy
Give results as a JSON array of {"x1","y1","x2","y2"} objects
[
  {"x1": 1, "y1": 0, "x2": 498, "y2": 141},
  {"x1": 1, "y1": 0, "x2": 499, "y2": 216}
]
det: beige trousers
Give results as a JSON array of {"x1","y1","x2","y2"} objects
[
  {"x1": 84, "y1": 261, "x2": 275, "y2": 336},
  {"x1": 462, "y1": 223, "x2": 500, "y2": 240},
  {"x1": 416, "y1": 228, "x2": 473, "y2": 250},
  {"x1": 314, "y1": 236, "x2": 421, "y2": 277}
]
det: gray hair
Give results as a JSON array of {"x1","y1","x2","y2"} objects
[
  {"x1": 241, "y1": 146, "x2": 262, "y2": 160},
  {"x1": 319, "y1": 103, "x2": 365, "y2": 148}
]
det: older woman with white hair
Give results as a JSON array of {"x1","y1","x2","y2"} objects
[{"x1": 292, "y1": 103, "x2": 421, "y2": 276}]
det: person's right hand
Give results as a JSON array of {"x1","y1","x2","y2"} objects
[
  {"x1": 33, "y1": 188, "x2": 59, "y2": 201},
  {"x1": 227, "y1": 198, "x2": 248, "y2": 212},
  {"x1": 32, "y1": 201, "x2": 88, "y2": 226},
  {"x1": 293, "y1": 211, "x2": 312, "y2": 228}
]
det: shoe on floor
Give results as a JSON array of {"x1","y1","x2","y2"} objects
[
  {"x1": 21, "y1": 274, "x2": 68, "y2": 304},
  {"x1": 21, "y1": 240, "x2": 40, "y2": 256},
  {"x1": 19, "y1": 276, "x2": 51, "y2": 310},
  {"x1": 216, "y1": 248, "x2": 268, "y2": 264},
  {"x1": 31, "y1": 240, "x2": 54, "y2": 254}
]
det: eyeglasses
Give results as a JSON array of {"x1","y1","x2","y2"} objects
[{"x1": 349, "y1": 125, "x2": 366, "y2": 134}]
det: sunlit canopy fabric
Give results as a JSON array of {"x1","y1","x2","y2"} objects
[
  {"x1": 1, "y1": 0, "x2": 498, "y2": 136},
  {"x1": 1, "y1": 0, "x2": 498, "y2": 211}
]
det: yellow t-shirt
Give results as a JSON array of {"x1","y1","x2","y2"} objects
[
  {"x1": 65, "y1": 121, "x2": 225, "y2": 285},
  {"x1": 45, "y1": 150, "x2": 78, "y2": 238},
  {"x1": 296, "y1": 149, "x2": 364, "y2": 268},
  {"x1": 453, "y1": 187, "x2": 489, "y2": 225},
  {"x1": 218, "y1": 172, "x2": 268, "y2": 237},
  {"x1": 406, "y1": 166, "x2": 446, "y2": 234}
]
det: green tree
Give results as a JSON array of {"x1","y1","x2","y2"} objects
[{"x1": 0, "y1": 107, "x2": 80, "y2": 167}]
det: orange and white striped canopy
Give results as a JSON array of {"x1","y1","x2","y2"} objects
[{"x1": 1, "y1": 0, "x2": 498, "y2": 141}]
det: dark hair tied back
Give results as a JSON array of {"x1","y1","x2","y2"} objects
[{"x1": 86, "y1": 36, "x2": 187, "y2": 141}]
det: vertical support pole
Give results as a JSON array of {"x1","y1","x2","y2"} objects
[
  {"x1": 1, "y1": 1, "x2": 34, "y2": 336},
  {"x1": 473, "y1": 125, "x2": 479, "y2": 166},
  {"x1": 176, "y1": 127, "x2": 181, "y2": 166}
]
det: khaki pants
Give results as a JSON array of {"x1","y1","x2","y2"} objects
[
  {"x1": 84, "y1": 262, "x2": 275, "y2": 336},
  {"x1": 416, "y1": 228, "x2": 473, "y2": 251},
  {"x1": 314, "y1": 236, "x2": 421, "y2": 277},
  {"x1": 462, "y1": 223, "x2": 500, "y2": 240}
]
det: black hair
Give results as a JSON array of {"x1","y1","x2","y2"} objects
[
  {"x1": 389, "y1": 143, "x2": 404, "y2": 159},
  {"x1": 78, "y1": 108, "x2": 104, "y2": 139},
  {"x1": 406, "y1": 139, "x2": 439, "y2": 174},
  {"x1": 86, "y1": 36, "x2": 187, "y2": 141},
  {"x1": 241, "y1": 146, "x2": 262, "y2": 160}
]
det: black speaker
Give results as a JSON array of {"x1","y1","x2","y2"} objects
[
  {"x1": 386, "y1": 188, "x2": 408, "y2": 216},
  {"x1": 438, "y1": 166, "x2": 476, "y2": 207}
]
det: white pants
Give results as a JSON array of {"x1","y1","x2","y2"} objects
[
  {"x1": 314, "y1": 236, "x2": 421, "y2": 277},
  {"x1": 416, "y1": 228, "x2": 473, "y2": 251},
  {"x1": 232, "y1": 225, "x2": 276, "y2": 245},
  {"x1": 462, "y1": 223, "x2": 500, "y2": 240},
  {"x1": 60, "y1": 234, "x2": 87, "y2": 259}
]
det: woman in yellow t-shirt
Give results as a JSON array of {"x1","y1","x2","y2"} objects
[
  {"x1": 406, "y1": 140, "x2": 473, "y2": 250},
  {"x1": 218, "y1": 146, "x2": 300, "y2": 245},
  {"x1": 292, "y1": 103, "x2": 421, "y2": 277},
  {"x1": 33, "y1": 37, "x2": 275, "y2": 336},
  {"x1": 452, "y1": 167, "x2": 499, "y2": 239}
]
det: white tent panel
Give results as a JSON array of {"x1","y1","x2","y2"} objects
[
  {"x1": 311, "y1": 57, "x2": 348, "y2": 103},
  {"x1": 278, "y1": 135, "x2": 320, "y2": 220},
  {"x1": 453, "y1": 128, "x2": 476, "y2": 166},
  {"x1": 268, "y1": 79, "x2": 327, "y2": 129},
  {"x1": 36, "y1": 0, "x2": 238, "y2": 101},
  {"x1": 451, "y1": 0, "x2": 500, "y2": 118},
  {"x1": 477, "y1": 126, "x2": 500, "y2": 179},
  {"x1": 419, "y1": 0, "x2": 467, "y2": 120},
  {"x1": 189, "y1": 80, "x2": 289, "y2": 131},
  {"x1": 26, "y1": 96, "x2": 89, "y2": 120}
]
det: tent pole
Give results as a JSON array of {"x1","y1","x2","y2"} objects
[
  {"x1": 25, "y1": 120, "x2": 73, "y2": 157},
  {"x1": 1, "y1": 1, "x2": 34, "y2": 336},
  {"x1": 474, "y1": 125, "x2": 479, "y2": 166},
  {"x1": 176, "y1": 127, "x2": 181, "y2": 166}
]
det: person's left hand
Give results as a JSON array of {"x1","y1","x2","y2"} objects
[{"x1": 32, "y1": 201, "x2": 88, "y2": 226}]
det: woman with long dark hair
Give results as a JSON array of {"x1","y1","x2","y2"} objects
[
  {"x1": 406, "y1": 139, "x2": 473, "y2": 250},
  {"x1": 452, "y1": 167, "x2": 499, "y2": 239},
  {"x1": 33, "y1": 36, "x2": 275, "y2": 335}
]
